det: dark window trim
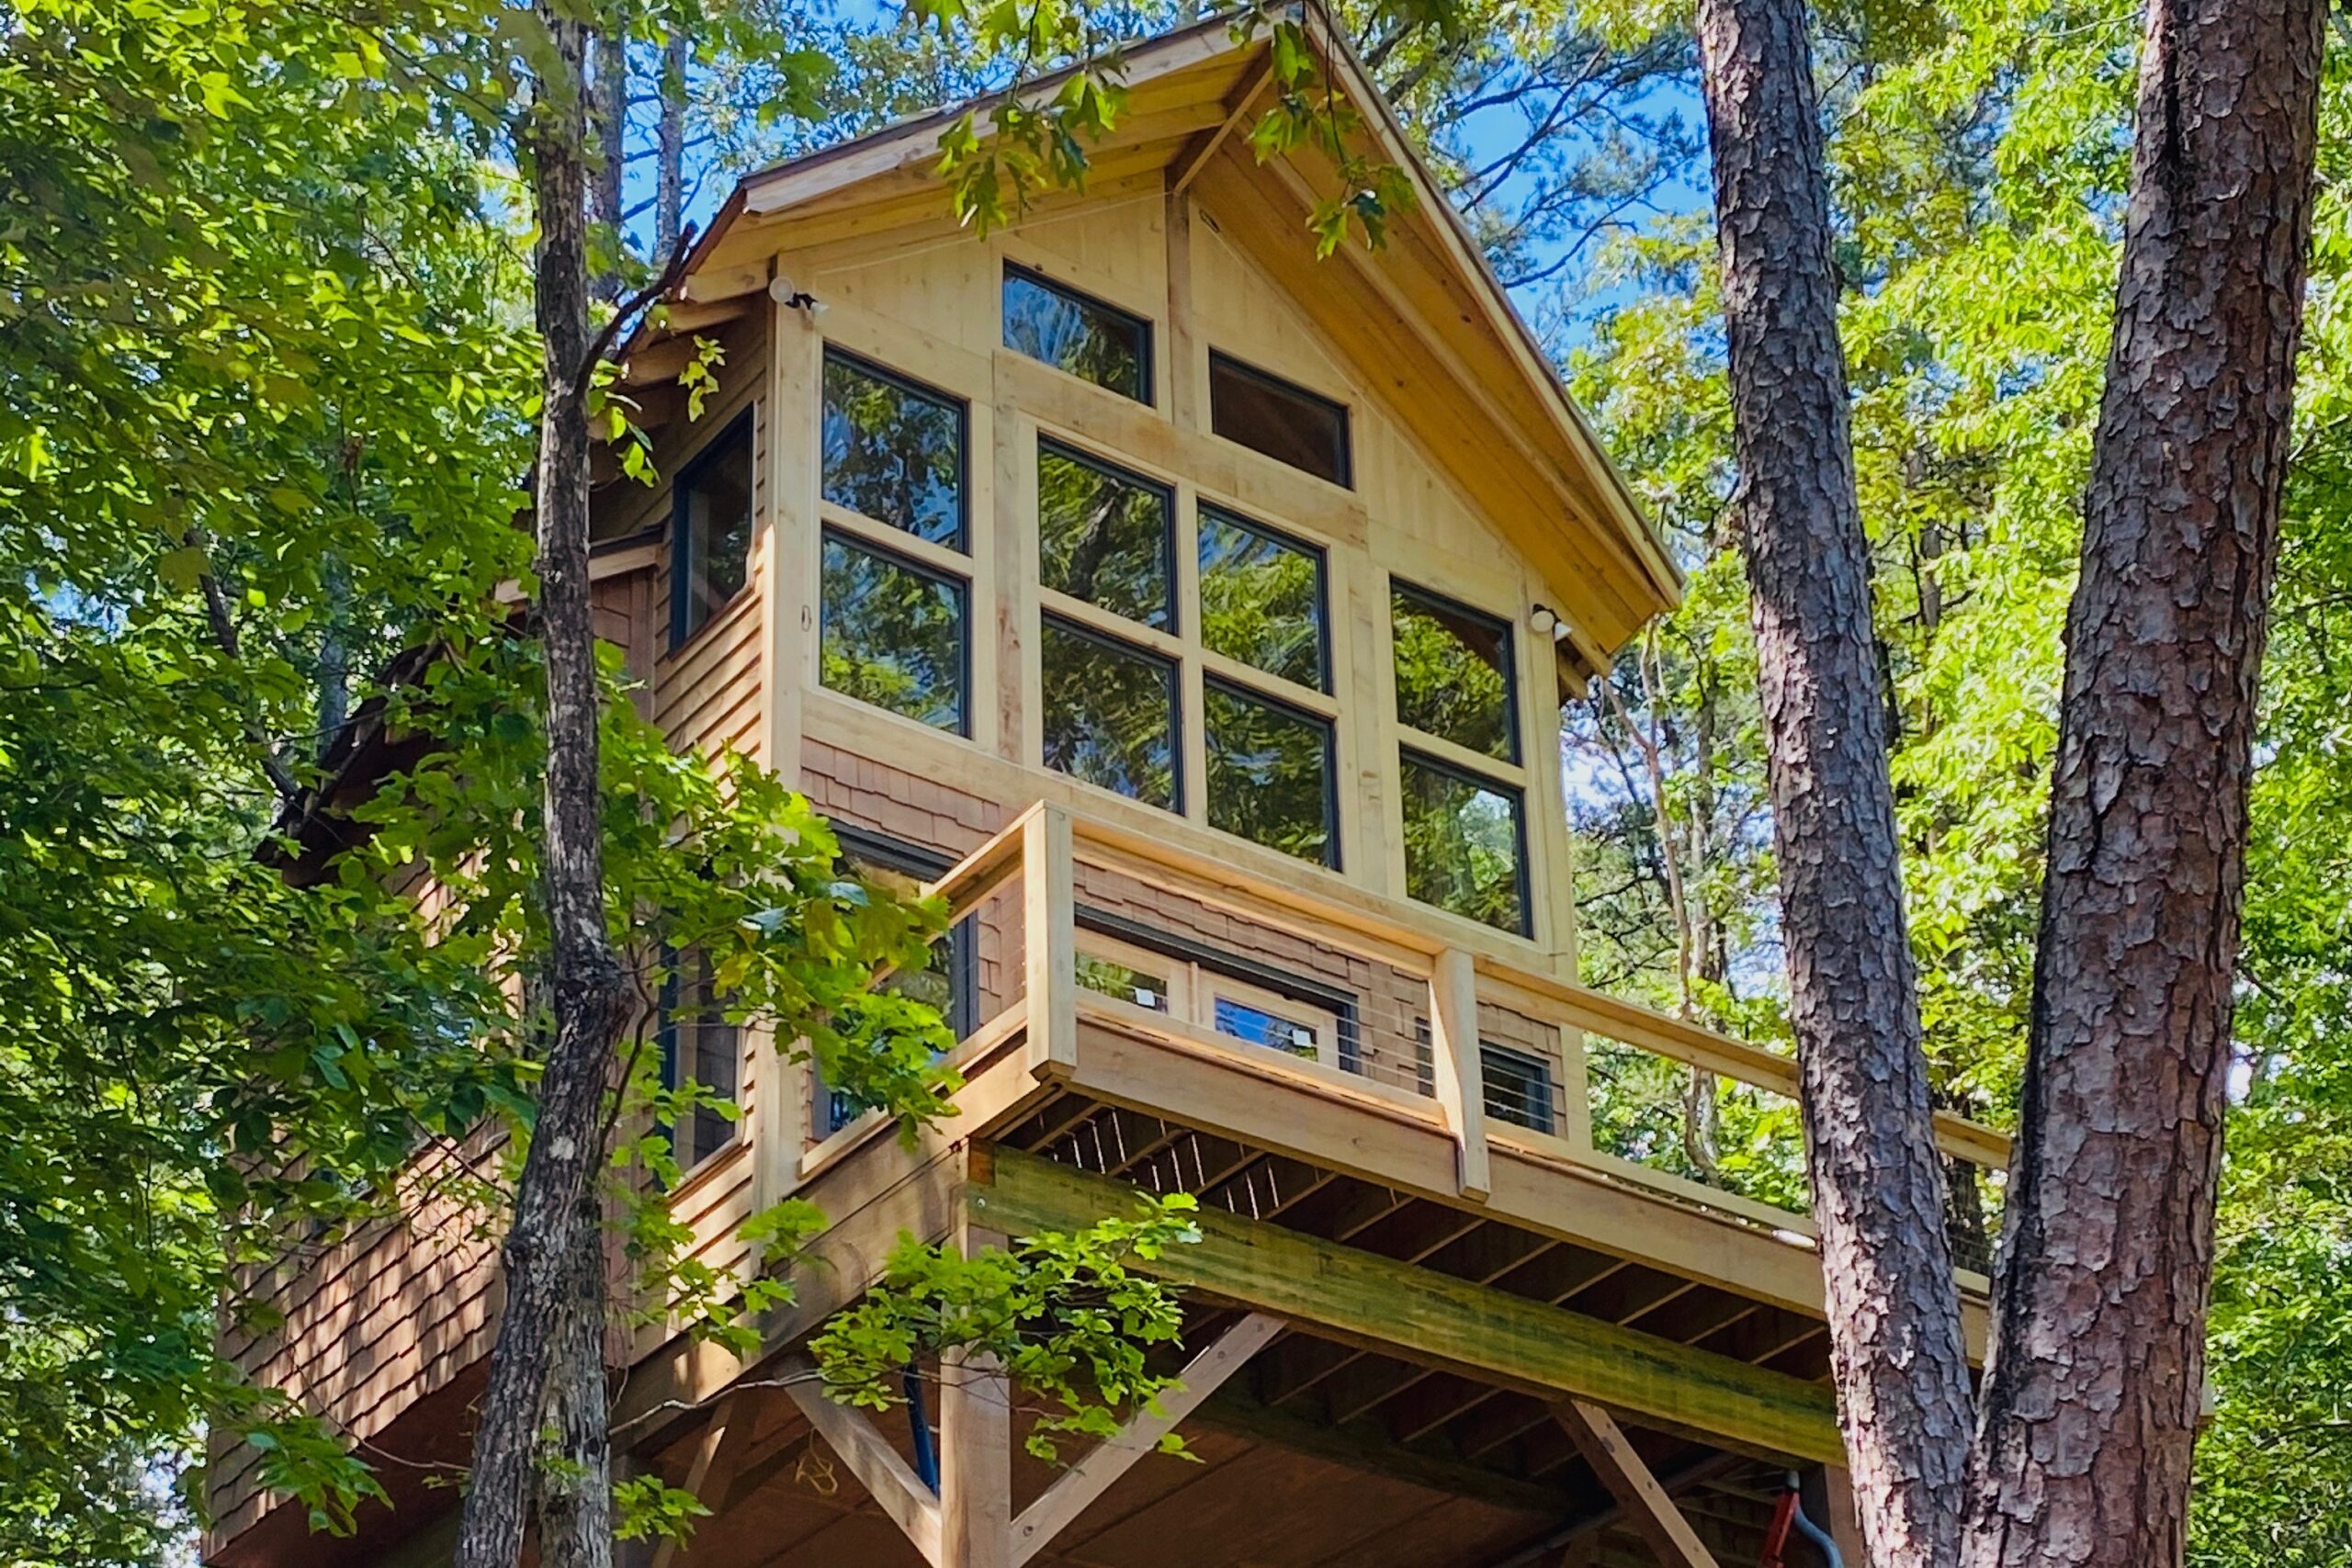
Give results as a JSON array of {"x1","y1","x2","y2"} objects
[
  {"x1": 831, "y1": 824, "x2": 980, "y2": 1039},
  {"x1": 1203, "y1": 673, "x2": 1340, "y2": 872},
  {"x1": 1390, "y1": 577, "x2": 1523, "y2": 765},
  {"x1": 1039, "y1": 611, "x2": 1184, "y2": 813},
  {"x1": 821, "y1": 344, "x2": 973, "y2": 554},
  {"x1": 1197, "y1": 502, "x2": 1332, "y2": 694},
  {"x1": 1479, "y1": 1040, "x2": 1558, "y2": 1134},
  {"x1": 1400, "y1": 743, "x2": 1532, "y2": 938},
  {"x1": 1037, "y1": 436, "x2": 1180, "y2": 637},
  {"x1": 1208, "y1": 350, "x2": 1353, "y2": 489},
  {"x1": 1003, "y1": 262, "x2": 1155, "y2": 406},
  {"x1": 1075, "y1": 905, "x2": 1360, "y2": 1032},
  {"x1": 668, "y1": 407, "x2": 757, "y2": 653},
  {"x1": 820, "y1": 525, "x2": 975, "y2": 739}
]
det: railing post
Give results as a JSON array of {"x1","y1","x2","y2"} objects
[
  {"x1": 1557, "y1": 1023, "x2": 1594, "y2": 1155},
  {"x1": 1430, "y1": 947, "x2": 1490, "y2": 1201},
  {"x1": 1022, "y1": 804, "x2": 1076, "y2": 1076}
]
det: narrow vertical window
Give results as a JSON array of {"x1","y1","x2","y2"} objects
[
  {"x1": 659, "y1": 952, "x2": 741, "y2": 1169},
  {"x1": 1003, "y1": 265, "x2": 1151, "y2": 403},
  {"x1": 670, "y1": 412, "x2": 755, "y2": 649}
]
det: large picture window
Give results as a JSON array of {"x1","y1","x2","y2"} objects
[
  {"x1": 1204, "y1": 680, "x2": 1336, "y2": 867},
  {"x1": 1037, "y1": 441, "x2": 1174, "y2": 631},
  {"x1": 821, "y1": 349, "x2": 967, "y2": 548},
  {"x1": 1399, "y1": 750, "x2": 1527, "y2": 934},
  {"x1": 820, "y1": 533, "x2": 967, "y2": 734},
  {"x1": 1198, "y1": 507, "x2": 1327, "y2": 692},
  {"x1": 1391, "y1": 582, "x2": 1518, "y2": 762},
  {"x1": 1003, "y1": 265, "x2": 1151, "y2": 403},
  {"x1": 670, "y1": 412, "x2": 754, "y2": 649},
  {"x1": 1040, "y1": 615, "x2": 1180, "y2": 809}
]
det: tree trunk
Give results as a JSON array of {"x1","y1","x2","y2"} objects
[
  {"x1": 591, "y1": 29, "x2": 626, "y2": 302},
  {"x1": 1690, "y1": 0, "x2": 1974, "y2": 1562},
  {"x1": 452, "y1": 11, "x2": 635, "y2": 1565},
  {"x1": 533, "y1": 1201, "x2": 615, "y2": 1568},
  {"x1": 655, "y1": 29, "x2": 688, "y2": 256},
  {"x1": 1962, "y1": 4, "x2": 2324, "y2": 1564}
]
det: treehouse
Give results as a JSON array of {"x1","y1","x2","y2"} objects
[{"x1": 209, "y1": 13, "x2": 2012, "y2": 1568}]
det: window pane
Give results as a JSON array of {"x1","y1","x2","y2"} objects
[
  {"x1": 1392, "y1": 583, "x2": 1519, "y2": 762},
  {"x1": 820, "y1": 534, "x2": 967, "y2": 733},
  {"x1": 662, "y1": 953, "x2": 740, "y2": 1168},
  {"x1": 1214, "y1": 996, "x2": 1319, "y2": 1060},
  {"x1": 1204, "y1": 681, "x2": 1335, "y2": 866},
  {"x1": 821, "y1": 351, "x2": 966, "y2": 547},
  {"x1": 1075, "y1": 953, "x2": 1170, "y2": 1011},
  {"x1": 1037, "y1": 442, "x2": 1172, "y2": 630},
  {"x1": 1400, "y1": 751, "x2": 1526, "y2": 933},
  {"x1": 1198, "y1": 508, "x2": 1326, "y2": 691},
  {"x1": 1481, "y1": 1043, "x2": 1556, "y2": 1134},
  {"x1": 1040, "y1": 617, "x2": 1178, "y2": 808},
  {"x1": 1003, "y1": 266, "x2": 1149, "y2": 402},
  {"x1": 674, "y1": 418, "x2": 753, "y2": 645},
  {"x1": 1209, "y1": 353, "x2": 1350, "y2": 487}
]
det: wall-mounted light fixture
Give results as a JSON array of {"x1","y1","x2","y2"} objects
[{"x1": 1529, "y1": 604, "x2": 1572, "y2": 644}]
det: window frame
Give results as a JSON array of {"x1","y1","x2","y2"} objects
[
  {"x1": 655, "y1": 949, "x2": 745, "y2": 1175},
  {"x1": 1207, "y1": 350, "x2": 1353, "y2": 490},
  {"x1": 1002, "y1": 262, "x2": 1155, "y2": 406},
  {"x1": 1035, "y1": 435, "x2": 1179, "y2": 635},
  {"x1": 1479, "y1": 1040, "x2": 1559, "y2": 1136},
  {"x1": 1389, "y1": 577, "x2": 1522, "y2": 766},
  {"x1": 1038, "y1": 610, "x2": 1186, "y2": 814},
  {"x1": 820, "y1": 345, "x2": 972, "y2": 552},
  {"x1": 1397, "y1": 742, "x2": 1532, "y2": 938},
  {"x1": 818, "y1": 525, "x2": 975, "y2": 739},
  {"x1": 1073, "y1": 916, "x2": 1354, "y2": 1073},
  {"x1": 668, "y1": 407, "x2": 758, "y2": 652},
  {"x1": 816, "y1": 828, "x2": 980, "y2": 1136},
  {"x1": 1202, "y1": 673, "x2": 1340, "y2": 871},
  {"x1": 1196, "y1": 502, "x2": 1332, "y2": 694}
]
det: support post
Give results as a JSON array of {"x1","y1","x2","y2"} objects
[
  {"x1": 1430, "y1": 947, "x2": 1491, "y2": 1200},
  {"x1": 1552, "y1": 1399, "x2": 1723, "y2": 1568},
  {"x1": 1023, "y1": 805, "x2": 1076, "y2": 1075},
  {"x1": 940, "y1": 1221, "x2": 1015, "y2": 1568}
]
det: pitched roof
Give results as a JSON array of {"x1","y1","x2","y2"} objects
[{"x1": 641, "y1": 6, "x2": 1679, "y2": 669}]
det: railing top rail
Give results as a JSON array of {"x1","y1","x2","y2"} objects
[{"x1": 939, "y1": 798, "x2": 2013, "y2": 1173}]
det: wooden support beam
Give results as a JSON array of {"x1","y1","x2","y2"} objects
[
  {"x1": 940, "y1": 1348, "x2": 1013, "y2": 1568},
  {"x1": 1552, "y1": 1400, "x2": 1723, "y2": 1568},
  {"x1": 1023, "y1": 805, "x2": 1077, "y2": 1075},
  {"x1": 781, "y1": 1363, "x2": 944, "y2": 1568},
  {"x1": 1011, "y1": 1313, "x2": 1281, "y2": 1564},
  {"x1": 1430, "y1": 948, "x2": 1491, "y2": 1201},
  {"x1": 969, "y1": 1147, "x2": 1844, "y2": 1465}
]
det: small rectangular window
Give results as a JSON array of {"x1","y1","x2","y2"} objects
[
  {"x1": 660, "y1": 952, "x2": 740, "y2": 1169},
  {"x1": 1204, "y1": 680, "x2": 1337, "y2": 867},
  {"x1": 1213, "y1": 995, "x2": 1322, "y2": 1060},
  {"x1": 1075, "y1": 953, "x2": 1172, "y2": 1012},
  {"x1": 1209, "y1": 352, "x2": 1351, "y2": 488},
  {"x1": 1198, "y1": 507, "x2": 1328, "y2": 692},
  {"x1": 1040, "y1": 615, "x2": 1179, "y2": 810},
  {"x1": 820, "y1": 532, "x2": 968, "y2": 734},
  {"x1": 1480, "y1": 1043, "x2": 1557, "y2": 1134},
  {"x1": 670, "y1": 413, "x2": 755, "y2": 648},
  {"x1": 821, "y1": 349, "x2": 967, "y2": 548},
  {"x1": 1400, "y1": 750, "x2": 1528, "y2": 934},
  {"x1": 1003, "y1": 265, "x2": 1151, "y2": 403},
  {"x1": 1037, "y1": 441, "x2": 1174, "y2": 632},
  {"x1": 1391, "y1": 582, "x2": 1519, "y2": 763}
]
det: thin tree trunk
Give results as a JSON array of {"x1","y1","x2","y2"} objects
[
  {"x1": 453, "y1": 11, "x2": 634, "y2": 1565},
  {"x1": 1690, "y1": 0, "x2": 1974, "y2": 1561},
  {"x1": 591, "y1": 29, "x2": 627, "y2": 302},
  {"x1": 655, "y1": 29, "x2": 687, "y2": 256},
  {"x1": 1963, "y1": 4, "x2": 2324, "y2": 1563},
  {"x1": 534, "y1": 1201, "x2": 615, "y2": 1568}
]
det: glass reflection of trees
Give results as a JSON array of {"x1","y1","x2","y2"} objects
[
  {"x1": 1037, "y1": 442, "x2": 1173, "y2": 630},
  {"x1": 1002, "y1": 266, "x2": 1149, "y2": 403},
  {"x1": 1391, "y1": 583, "x2": 1518, "y2": 761},
  {"x1": 820, "y1": 536, "x2": 967, "y2": 734},
  {"x1": 674, "y1": 417, "x2": 753, "y2": 646},
  {"x1": 1205, "y1": 681, "x2": 1334, "y2": 866},
  {"x1": 821, "y1": 351, "x2": 965, "y2": 547},
  {"x1": 1400, "y1": 751, "x2": 1526, "y2": 933},
  {"x1": 1040, "y1": 616, "x2": 1177, "y2": 808},
  {"x1": 1198, "y1": 508, "x2": 1326, "y2": 691}
]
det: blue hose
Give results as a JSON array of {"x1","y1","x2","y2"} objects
[
  {"x1": 905, "y1": 1362, "x2": 940, "y2": 1493},
  {"x1": 1783, "y1": 1472, "x2": 1843, "y2": 1568}
]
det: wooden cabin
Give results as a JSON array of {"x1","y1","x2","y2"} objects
[{"x1": 208, "y1": 14, "x2": 2010, "y2": 1568}]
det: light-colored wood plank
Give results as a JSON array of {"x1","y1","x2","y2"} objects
[
  {"x1": 1552, "y1": 1399, "x2": 1723, "y2": 1568},
  {"x1": 970, "y1": 1146, "x2": 1846, "y2": 1466},
  {"x1": 782, "y1": 1361, "x2": 944, "y2": 1567},
  {"x1": 1430, "y1": 947, "x2": 1492, "y2": 1201},
  {"x1": 1011, "y1": 1313, "x2": 1282, "y2": 1564},
  {"x1": 1023, "y1": 804, "x2": 1077, "y2": 1074}
]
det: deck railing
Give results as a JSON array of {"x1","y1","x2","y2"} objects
[{"x1": 818, "y1": 799, "x2": 2012, "y2": 1281}]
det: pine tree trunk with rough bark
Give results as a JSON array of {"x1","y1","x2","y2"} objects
[
  {"x1": 534, "y1": 1201, "x2": 615, "y2": 1568},
  {"x1": 590, "y1": 30, "x2": 626, "y2": 303},
  {"x1": 1690, "y1": 0, "x2": 1975, "y2": 1561},
  {"x1": 655, "y1": 30, "x2": 687, "y2": 255},
  {"x1": 452, "y1": 11, "x2": 635, "y2": 1565},
  {"x1": 1963, "y1": 4, "x2": 2325, "y2": 1563}
]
